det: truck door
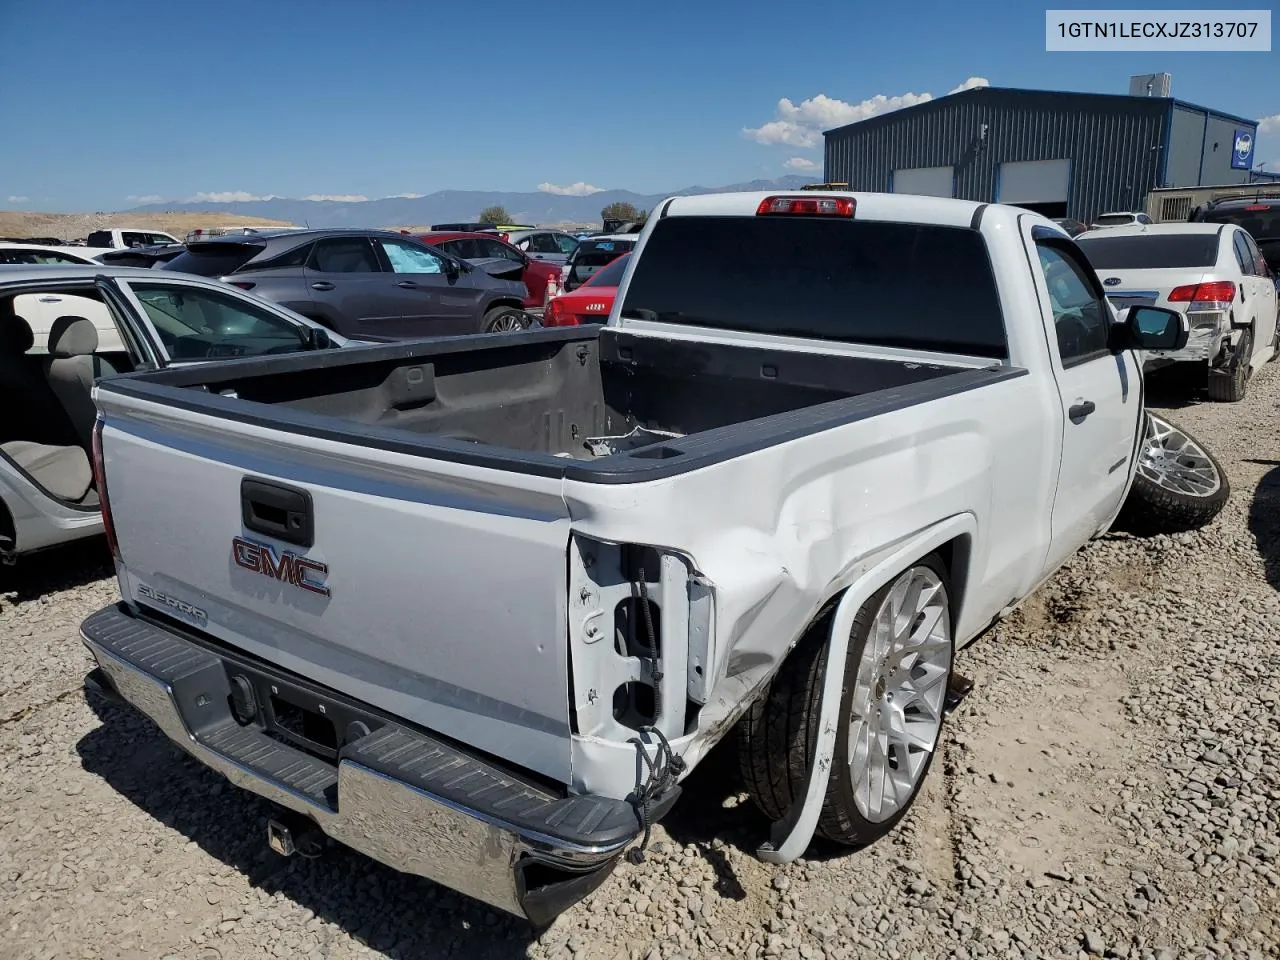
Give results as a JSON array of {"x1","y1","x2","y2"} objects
[{"x1": 1027, "y1": 225, "x2": 1144, "y2": 574}]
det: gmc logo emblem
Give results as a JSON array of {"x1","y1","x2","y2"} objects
[{"x1": 232, "y1": 536, "x2": 331, "y2": 597}]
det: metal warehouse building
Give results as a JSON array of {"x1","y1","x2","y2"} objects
[{"x1": 823, "y1": 86, "x2": 1261, "y2": 222}]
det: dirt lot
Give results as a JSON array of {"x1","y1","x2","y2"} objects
[
  {"x1": 1, "y1": 367, "x2": 1277, "y2": 960},
  {"x1": 0, "y1": 211, "x2": 295, "y2": 244}
]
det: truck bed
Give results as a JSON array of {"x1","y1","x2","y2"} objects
[{"x1": 104, "y1": 326, "x2": 996, "y2": 482}]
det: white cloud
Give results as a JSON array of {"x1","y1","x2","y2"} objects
[
  {"x1": 303, "y1": 193, "x2": 369, "y2": 202},
  {"x1": 949, "y1": 76, "x2": 990, "y2": 94},
  {"x1": 6, "y1": 195, "x2": 29, "y2": 203},
  {"x1": 185, "y1": 191, "x2": 278, "y2": 203},
  {"x1": 538, "y1": 181, "x2": 604, "y2": 196},
  {"x1": 385, "y1": 192, "x2": 424, "y2": 199},
  {"x1": 127, "y1": 194, "x2": 164, "y2": 204},
  {"x1": 1257, "y1": 114, "x2": 1280, "y2": 133},
  {"x1": 744, "y1": 77, "x2": 992, "y2": 147},
  {"x1": 784, "y1": 157, "x2": 818, "y2": 171}
]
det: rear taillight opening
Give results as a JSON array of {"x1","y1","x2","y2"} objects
[
  {"x1": 1169, "y1": 281, "x2": 1236, "y2": 305},
  {"x1": 541, "y1": 299, "x2": 579, "y2": 327},
  {"x1": 91, "y1": 416, "x2": 119, "y2": 560},
  {"x1": 756, "y1": 195, "x2": 855, "y2": 217},
  {"x1": 1244, "y1": 204, "x2": 1269, "y2": 211}
]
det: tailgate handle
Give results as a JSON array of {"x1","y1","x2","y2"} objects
[{"x1": 241, "y1": 478, "x2": 314, "y2": 548}]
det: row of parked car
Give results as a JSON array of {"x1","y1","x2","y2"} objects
[{"x1": 0, "y1": 225, "x2": 644, "y2": 342}]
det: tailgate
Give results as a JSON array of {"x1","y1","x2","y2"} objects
[{"x1": 96, "y1": 388, "x2": 575, "y2": 783}]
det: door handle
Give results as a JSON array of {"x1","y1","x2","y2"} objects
[
  {"x1": 38, "y1": 296, "x2": 62, "y2": 303},
  {"x1": 396, "y1": 280, "x2": 418, "y2": 288},
  {"x1": 311, "y1": 282, "x2": 334, "y2": 291},
  {"x1": 241, "y1": 477, "x2": 314, "y2": 548},
  {"x1": 1068, "y1": 400, "x2": 1096, "y2": 424}
]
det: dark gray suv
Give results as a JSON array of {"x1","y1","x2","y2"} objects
[{"x1": 160, "y1": 229, "x2": 531, "y2": 339}]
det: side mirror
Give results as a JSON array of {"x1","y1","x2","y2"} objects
[
  {"x1": 307, "y1": 325, "x2": 333, "y2": 350},
  {"x1": 1113, "y1": 305, "x2": 1188, "y2": 352},
  {"x1": 443, "y1": 258, "x2": 461, "y2": 279}
]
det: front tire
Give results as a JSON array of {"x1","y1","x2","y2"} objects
[
  {"x1": 737, "y1": 554, "x2": 954, "y2": 848},
  {"x1": 481, "y1": 306, "x2": 526, "y2": 334},
  {"x1": 1116, "y1": 412, "x2": 1230, "y2": 535}
]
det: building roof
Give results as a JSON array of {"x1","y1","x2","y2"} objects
[{"x1": 822, "y1": 85, "x2": 1260, "y2": 138}]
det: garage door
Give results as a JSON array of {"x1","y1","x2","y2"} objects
[
  {"x1": 891, "y1": 166, "x2": 954, "y2": 198},
  {"x1": 997, "y1": 159, "x2": 1070, "y2": 204}
]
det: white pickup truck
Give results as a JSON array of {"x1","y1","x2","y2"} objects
[{"x1": 80, "y1": 192, "x2": 1227, "y2": 925}]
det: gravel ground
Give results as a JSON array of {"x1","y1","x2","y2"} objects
[{"x1": 2, "y1": 366, "x2": 1278, "y2": 960}]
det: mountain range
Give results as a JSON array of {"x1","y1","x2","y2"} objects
[{"x1": 127, "y1": 176, "x2": 822, "y2": 228}]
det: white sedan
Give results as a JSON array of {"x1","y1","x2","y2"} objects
[
  {"x1": 1076, "y1": 222, "x2": 1279, "y2": 401},
  {"x1": 0, "y1": 243, "x2": 127, "y2": 352}
]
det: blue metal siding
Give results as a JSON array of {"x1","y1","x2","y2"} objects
[
  {"x1": 1166, "y1": 106, "x2": 1207, "y2": 187},
  {"x1": 824, "y1": 89, "x2": 1170, "y2": 221},
  {"x1": 1199, "y1": 115, "x2": 1256, "y2": 185}
]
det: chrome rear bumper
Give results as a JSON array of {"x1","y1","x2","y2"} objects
[{"x1": 80, "y1": 604, "x2": 639, "y2": 924}]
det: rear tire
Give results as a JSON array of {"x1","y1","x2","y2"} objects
[
  {"x1": 737, "y1": 554, "x2": 954, "y2": 848},
  {"x1": 1116, "y1": 412, "x2": 1229, "y2": 535},
  {"x1": 481, "y1": 306, "x2": 526, "y2": 334},
  {"x1": 1206, "y1": 328, "x2": 1251, "y2": 402}
]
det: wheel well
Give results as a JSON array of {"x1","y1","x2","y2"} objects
[
  {"x1": 733, "y1": 533, "x2": 974, "y2": 727},
  {"x1": 933, "y1": 534, "x2": 972, "y2": 627},
  {"x1": 0, "y1": 496, "x2": 15, "y2": 553},
  {"x1": 789, "y1": 534, "x2": 973, "y2": 659},
  {"x1": 486, "y1": 299, "x2": 524, "y2": 315}
]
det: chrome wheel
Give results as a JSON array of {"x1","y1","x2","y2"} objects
[
  {"x1": 1136, "y1": 413, "x2": 1221, "y2": 497},
  {"x1": 848, "y1": 565, "x2": 951, "y2": 823},
  {"x1": 487, "y1": 311, "x2": 525, "y2": 333}
]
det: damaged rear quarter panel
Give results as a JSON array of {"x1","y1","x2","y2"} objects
[{"x1": 561, "y1": 370, "x2": 1054, "y2": 798}]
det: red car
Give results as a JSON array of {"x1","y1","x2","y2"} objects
[
  {"x1": 542, "y1": 253, "x2": 629, "y2": 327},
  {"x1": 414, "y1": 231, "x2": 561, "y2": 309}
]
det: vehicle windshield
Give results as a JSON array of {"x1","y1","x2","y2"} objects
[
  {"x1": 1092, "y1": 214, "x2": 1135, "y2": 226},
  {"x1": 619, "y1": 215, "x2": 1008, "y2": 358},
  {"x1": 1076, "y1": 234, "x2": 1219, "y2": 269},
  {"x1": 127, "y1": 282, "x2": 311, "y2": 360},
  {"x1": 1199, "y1": 205, "x2": 1280, "y2": 240},
  {"x1": 584, "y1": 254, "x2": 629, "y2": 287}
]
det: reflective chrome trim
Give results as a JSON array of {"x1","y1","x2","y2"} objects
[{"x1": 83, "y1": 635, "x2": 628, "y2": 919}]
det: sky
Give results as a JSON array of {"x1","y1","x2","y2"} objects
[{"x1": 0, "y1": 0, "x2": 1277, "y2": 212}]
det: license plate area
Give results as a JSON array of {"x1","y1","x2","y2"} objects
[{"x1": 225, "y1": 661, "x2": 386, "y2": 762}]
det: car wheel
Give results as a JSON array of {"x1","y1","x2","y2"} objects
[
  {"x1": 1115, "y1": 412, "x2": 1230, "y2": 535},
  {"x1": 481, "y1": 306, "x2": 526, "y2": 334},
  {"x1": 738, "y1": 554, "x2": 953, "y2": 848},
  {"x1": 1206, "y1": 328, "x2": 1251, "y2": 402}
]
